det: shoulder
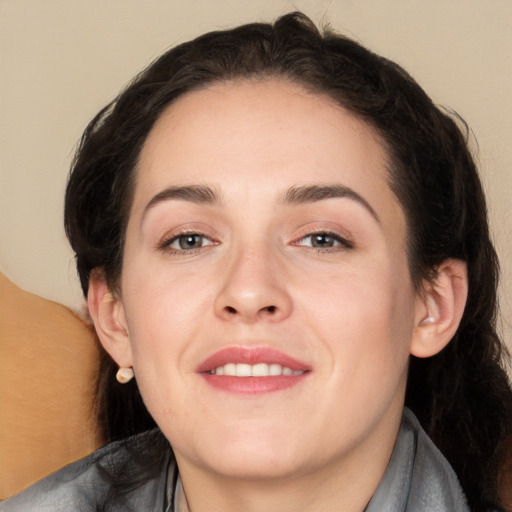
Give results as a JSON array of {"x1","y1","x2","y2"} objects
[
  {"x1": 0, "y1": 429, "x2": 173, "y2": 512},
  {"x1": 402, "y1": 409, "x2": 470, "y2": 511},
  {"x1": 367, "y1": 408, "x2": 470, "y2": 512}
]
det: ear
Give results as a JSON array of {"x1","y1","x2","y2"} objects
[
  {"x1": 87, "y1": 270, "x2": 133, "y2": 368},
  {"x1": 410, "y1": 259, "x2": 468, "y2": 358}
]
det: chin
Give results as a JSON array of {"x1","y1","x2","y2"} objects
[
  {"x1": 175, "y1": 425, "x2": 313, "y2": 481},
  {"x1": 206, "y1": 450, "x2": 307, "y2": 481}
]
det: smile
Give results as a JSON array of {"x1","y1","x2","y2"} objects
[
  {"x1": 207, "y1": 363, "x2": 305, "y2": 377},
  {"x1": 198, "y1": 347, "x2": 311, "y2": 394}
]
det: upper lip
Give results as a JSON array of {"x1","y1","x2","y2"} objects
[{"x1": 196, "y1": 346, "x2": 312, "y2": 373}]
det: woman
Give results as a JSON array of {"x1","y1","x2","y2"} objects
[{"x1": 2, "y1": 12, "x2": 511, "y2": 512}]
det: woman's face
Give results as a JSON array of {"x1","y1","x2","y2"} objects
[{"x1": 113, "y1": 80, "x2": 424, "y2": 481}]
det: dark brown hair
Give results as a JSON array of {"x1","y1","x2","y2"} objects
[{"x1": 64, "y1": 12, "x2": 512, "y2": 511}]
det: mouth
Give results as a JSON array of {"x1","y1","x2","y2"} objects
[
  {"x1": 207, "y1": 363, "x2": 304, "y2": 376},
  {"x1": 197, "y1": 347, "x2": 311, "y2": 394}
]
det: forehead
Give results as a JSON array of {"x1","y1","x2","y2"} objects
[
  {"x1": 140, "y1": 79, "x2": 385, "y2": 165},
  {"x1": 133, "y1": 79, "x2": 403, "y2": 232}
]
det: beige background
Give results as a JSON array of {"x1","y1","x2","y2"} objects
[{"x1": 1, "y1": 0, "x2": 511, "y2": 347}]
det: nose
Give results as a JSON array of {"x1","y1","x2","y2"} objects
[{"x1": 214, "y1": 245, "x2": 293, "y2": 324}]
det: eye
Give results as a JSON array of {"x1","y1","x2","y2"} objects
[
  {"x1": 295, "y1": 232, "x2": 353, "y2": 250},
  {"x1": 162, "y1": 233, "x2": 216, "y2": 252}
]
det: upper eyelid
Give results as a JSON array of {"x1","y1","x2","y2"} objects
[
  {"x1": 293, "y1": 227, "x2": 352, "y2": 241},
  {"x1": 156, "y1": 225, "x2": 354, "y2": 250},
  {"x1": 292, "y1": 229, "x2": 354, "y2": 248},
  {"x1": 157, "y1": 225, "x2": 219, "y2": 246},
  {"x1": 158, "y1": 233, "x2": 213, "y2": 252}
]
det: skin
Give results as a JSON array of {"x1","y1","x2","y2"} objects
[{"x1": 89, "y1": 79, "x2": 468, "y2": 512}]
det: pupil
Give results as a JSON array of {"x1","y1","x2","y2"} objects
[
  {"x1": 180, "y1": 235, "x2": 202, "y2": 249},
  {"x1": 312, "y1": 234, "x2": 333, "y2": 247}
]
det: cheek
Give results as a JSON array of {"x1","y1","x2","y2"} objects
[
  {"x1": 120, "y1": 282, "x2": 203, "y2": 423},
  {"x1": 119, "y1": 260, "x2": 209, "y2": 375},
  {"x1": 294, "y1": 261, "x2": 416, "y2": 373},
  {"x1": 123, "y1": 252, "x2": 210, "y2": 321}
]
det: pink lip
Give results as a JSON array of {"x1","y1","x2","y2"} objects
[
  {"x1": 197, "y1": 347, "x2": 311, "y2": 395},
  {"x1": 197, "y1": 347, "x2": 310, "y2": 373}
]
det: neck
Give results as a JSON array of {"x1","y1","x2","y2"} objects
[{"x1": 175, "y1": 405, "x2": 403, "y2": 512}]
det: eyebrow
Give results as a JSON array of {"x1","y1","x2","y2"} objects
[
  {"x1": 282, "y1": 184, "x2": 380, "y2": 224},
  {"x1": 142, "y1": 185, "x2": 221, "y2": 219},
  {"x1": 142, "y1": 183, "x2": 380, "y2": 224}
]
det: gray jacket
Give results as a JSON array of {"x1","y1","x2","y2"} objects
[{"x1": 0, "y1": 409, "x2": 472, "y2": 511}]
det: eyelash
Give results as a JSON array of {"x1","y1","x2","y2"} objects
[
  {"x1": 159, "y1": 229, "x2": 353, "y2": 255},
  {"x1": 159, "y1": 232, "x2": 217, "y2": 254},
  {"x1": 293, "y1": 230, "x2": 354, "y2": 251}
]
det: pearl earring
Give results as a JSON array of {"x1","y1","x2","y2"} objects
[
  {"x1": 420, "y1": 316, "x2": 435, "y2": 325},
  {"x1": 116, "y1": 367, "x2": 134, "y2": 384}
]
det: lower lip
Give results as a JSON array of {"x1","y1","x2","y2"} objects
[{"x1": 200, "y1": 373, "x2": 308, "y2": 394}]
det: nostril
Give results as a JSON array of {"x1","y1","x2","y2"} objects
[{"x1": 220, "y1": 304, "x2": 280, "y2": 318}]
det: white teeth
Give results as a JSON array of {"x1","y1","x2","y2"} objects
[
  {"x1": 269, "y1": 364, "x2": 282, "y2": 376},
  {"x1": 236, "y1": 363, "x2": 252, "y2": 377},
  {"x1": 224, "y1": 363, "x2": 236, "y2": 376},
  {"x1": 252, "y1": 363, "x2": 269, "y2": 377},
  {"x1": 210, "y1": 363, "x2": 304, "y2": 377}
]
